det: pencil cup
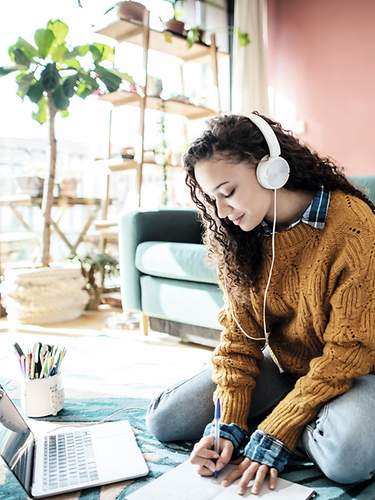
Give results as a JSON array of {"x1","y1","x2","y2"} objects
[{"x1": 21, "y1": 374, "x2": 64, "y2": 417}]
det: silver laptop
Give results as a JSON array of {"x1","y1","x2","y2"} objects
[{"x1": 0, "y1": 384, "x2": 149, "y2": 498}]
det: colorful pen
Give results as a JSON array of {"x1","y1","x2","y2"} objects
[
  {"x1": 213, "y1": 398, "x2": 221, "y2": 479},
  {"x1": 14, "y1": 342, "x2": 66, "y2": 379}
]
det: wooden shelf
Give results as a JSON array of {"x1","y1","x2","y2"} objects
[
  {"x1": 94, "y1": 158, "x2": 139, "y2": 172},
  {"x1": 84, "y1": 229, "x2": 118, "y2": 244},
  {"x1": 0, "y1": 232, "x2": 37, "y2": 243},
  {"x1": 94, "y1": 220, "x2": 117, "y2": 229},
  {"x1": 99, "y1": 91, "x2": 216, "y2": 119},
  {"x1": 95, "y1": 18, "x2": 228, "y2": 61}
]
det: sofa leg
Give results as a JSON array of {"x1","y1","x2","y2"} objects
[{"x1": 141, "y1": 313, "x2": 149, "y2": 336}]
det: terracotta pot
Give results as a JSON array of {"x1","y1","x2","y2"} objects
[
  {"x1": 116, "y1": 1, "x2": 146, "y2": 23},
  {"x1": 59, "y1": 177, "x2": 79, "y2": 197},
  {"x1": 165, "y1": 18, "x2": 186, "y2": 36}
]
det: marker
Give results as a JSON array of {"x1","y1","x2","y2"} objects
[{"x1": 13, "y1": 342, "x2": 25, "y2": 358}]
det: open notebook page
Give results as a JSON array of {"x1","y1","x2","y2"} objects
[{"x1": 128, "y1": 460, "x2": 316, "y2": 499}]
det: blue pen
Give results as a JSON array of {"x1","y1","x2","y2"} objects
[{"x1": 213, "y1": 398, "x2": 221, "y2": 479}]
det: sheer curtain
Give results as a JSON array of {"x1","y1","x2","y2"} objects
[{"x1": 231, "y1": 0, "x2": 269, "y2": 115}]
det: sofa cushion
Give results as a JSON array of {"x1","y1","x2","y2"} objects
[
  {"x1": 140, "y1": 275, "x2": 223, "y2": 329},
  {"x1": 135, "y1": 241, "x2": 217, "y2": 284}
]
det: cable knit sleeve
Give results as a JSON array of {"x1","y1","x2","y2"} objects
[
  {"x1": 212, "y1": 300, "x2": 264, "y2": 431},
  {"x1": 258, "y1": 236, "x2": 375, "y2": 450}
]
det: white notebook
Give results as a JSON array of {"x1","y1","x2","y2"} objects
[{"x1": 128, "y1": 460, "x2": 316, "y2": 499}]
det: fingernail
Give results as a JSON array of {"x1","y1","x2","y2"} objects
[
  {"x1": 222, "y1": 480, "x2": 229, "y2": 487},
  {"x1": 213, "y1": 453, "x2": 219, "y2": 458},
  {"x1": 237, "y1": 490, "x2": 244, "y2": 496},
  {"x1": 251, "y1": 488, "x2": 258, "y2": 495}
]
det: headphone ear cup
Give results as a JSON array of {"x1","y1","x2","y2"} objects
[{"x1": 256, "y1": 156, "x2": 290, "y2": 189}]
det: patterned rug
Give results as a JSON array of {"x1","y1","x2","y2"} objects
[{"x1": 1, "y1": 397, "x2": 375, "y2": 499}]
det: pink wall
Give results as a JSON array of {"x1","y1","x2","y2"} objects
[{"x1": 267, "y1": 0, "x2": 375, "y2": 175}]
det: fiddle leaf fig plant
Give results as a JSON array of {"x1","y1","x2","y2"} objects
[{"x1": 0, "y1": 19, "x2": 132, "y2": 266}]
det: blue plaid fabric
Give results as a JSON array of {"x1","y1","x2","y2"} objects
[
  {"x1": 204, "y1": 422, "x2": 249, "y2": 458},
  {"x1": 244, "y1": 430, "x2": 291, "y2": 472},
  {"x1": 261, "y1": 185, "x2": 331, "y2": 235}
]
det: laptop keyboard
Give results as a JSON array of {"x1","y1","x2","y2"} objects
[{"x1": 43, "y1": 430, "x2": 99, "y2": 491}]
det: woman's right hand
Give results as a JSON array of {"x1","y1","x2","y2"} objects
[{"x1": 190, "y1": 435, "x2": 234, "y2": 476}]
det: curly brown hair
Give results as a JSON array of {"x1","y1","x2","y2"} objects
[{"x1": 183, "y1": 113, "x2": 375, "y2": 304}]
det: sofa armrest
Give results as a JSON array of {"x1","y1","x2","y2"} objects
[
  {"x1": 119, "y1": 208, "x2": 202, "y2": 311},
  {"x1": 350, "y1": 175, "x2": 375, "y2": 203}
]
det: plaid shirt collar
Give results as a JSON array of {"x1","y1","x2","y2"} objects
[{"x1": 261, "y1": 185, "x2": 331, "y2": 236}]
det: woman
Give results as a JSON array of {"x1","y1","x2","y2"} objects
[{"x1": 146, "y1": 113, "x2": 375, "y2": 496}]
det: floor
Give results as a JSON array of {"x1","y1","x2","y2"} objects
[{"x1": 0, "y1": 306, "x2": 213, "y2": 402}]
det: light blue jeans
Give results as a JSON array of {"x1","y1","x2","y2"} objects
[{"x1": 146, "y1": 349, "x2": 375, "y2": 484}]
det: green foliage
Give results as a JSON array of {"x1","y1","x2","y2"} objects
[
  {"x1": 236, "y1": 29, "x2": 251, "y2": 47},
  {"x1": 79, "y1": 252, "x2": 119, "y2": 275},
  {"x1": 75, "y1": 252, "x2": 119, "y2": 291},
  {"x1": 186, "y1": 26, "x2": 201, "y2": 48},
  {"x1": 0, "y1": 19, "x2": 126, "y2": 124}
]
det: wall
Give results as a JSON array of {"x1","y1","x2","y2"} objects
[{"x1": 267, "y1": 0, "x2": 375, "y2": 175}]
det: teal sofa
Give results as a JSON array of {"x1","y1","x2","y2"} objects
[{"x1": 119, "y1": 175, "x2": 375, "y2": 346}]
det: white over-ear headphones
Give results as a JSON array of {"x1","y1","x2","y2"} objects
[{"x1": 248, "y1": 112, "x2": 290, "y2": 190}]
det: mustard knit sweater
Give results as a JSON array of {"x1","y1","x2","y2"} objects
[{"x1": 212, "y1": 190, "x2": 375, "y2": 450}]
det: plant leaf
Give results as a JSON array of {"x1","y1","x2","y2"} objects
[
  {"x1": 89, "y1": 43, "x2": 114, "y2": 63},
  {"x1": 60, "y1": 109, "x2": 69, "y2": 118},
  {"x1": 13, "y1": 48, "x2": 31, "y2": 68},
  {"x1": 79, "y1": 72, "x2": 99, "y2": 91},
  {"x1": 26, "y1": 81, "x2": 44, "y2": 103},
  {"x1": 107, "y1": 68, "x2": 134, "y2": 84},
  {"x1": 186, "y1": 27, "x2": 200, "y2": 47},
  {"x1": 52, "y1": 84, "x2": 70, "y2": 110},
  {"x1": 40, "y1": 63, "x2": 60, "y2": 91},
  {"x1": 15, "y1": 37, "x2": 38, "y2": 59},
  {"x1": 237, "y1": 30, "x2": 250, "y2": 47},
  {"x1": 47, "y1": 20, "x2": 69, "y2": 44},
  {"x1": 16, "y1": 72, "x2": 35, "y2": 97},
  {"x1": 76, "y1": 81, "x2": 92, "y2": 98},
  {"x1": 62, "y1": 58, "x2": 81, "y2": 70},
  {"x1": 88, "y1": 44, "x2": 101, "y2": 63},
  {"x1": 32, "y1": 96, "x2": 48, "y2": 124},
  {"x1": 0, "y1": 66, "x2": 19, "y2": 76},
  {"x1": 34, "y1": 28, "x2": 55, "y2": 57},
  {"x1": 76, "y1": 72, "x2": 99, "y2": 98},
  {"x1": 62, "y1": 74, "x2": 79, "y2": 97},
  {"x1": 95, "y1": 64, "x2": 121, "y2": 92},
  {"x1": 50, "y1": 43, "x2": 68, "y2": 62},
  {"x1": 65, "y1": 44, "x2": 89, "y2": 59},
  {"x1": 164, "y1": 31, "x2": 173, "y2": 43}
]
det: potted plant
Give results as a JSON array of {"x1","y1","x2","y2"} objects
[
  {"x1": 164, "y1": 0, "x2": 186, "y2": 36},
  {"x1": 76, "y1": 252, "x2": 119, "y2": 310},
  {"x1": 0, "y1": 19, "x2": 128, "y2": 324},
  {"x1": 103, "y1": 1, "x2": 146, "y2": 23}
]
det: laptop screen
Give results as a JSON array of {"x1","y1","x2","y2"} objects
[{"x1": 0, "y1": 385, "x2": 34, "y2": 496}]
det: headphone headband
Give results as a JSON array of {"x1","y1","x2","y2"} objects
[{"x1": 248, "y1": 113, "x2": 281, "y2": 158}]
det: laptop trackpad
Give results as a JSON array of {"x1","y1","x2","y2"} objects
[{"x1": 91, "y1": 421, "x2": 148, "y2": 481}]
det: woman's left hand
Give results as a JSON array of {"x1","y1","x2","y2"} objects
[{"x1": 221, "y1": 457, "x2": 278, "y2": 496}]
